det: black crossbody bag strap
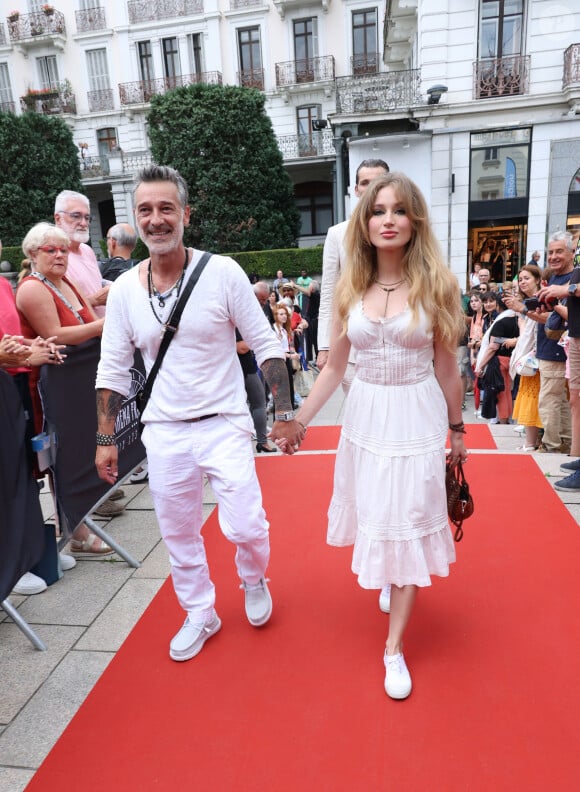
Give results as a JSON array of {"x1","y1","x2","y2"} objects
[{"x1": 138, "y1": 251, "x2": 212, "y2": 414}]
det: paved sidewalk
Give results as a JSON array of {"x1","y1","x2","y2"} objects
[{"x1": 1, "y1": 390, "x2": 578, "y2": 791}]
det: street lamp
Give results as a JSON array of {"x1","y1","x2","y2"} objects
[{"x1": 426, "y1": 85, "x2": 448, "y2": 105}]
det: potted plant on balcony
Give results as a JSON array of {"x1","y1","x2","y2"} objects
[
  {"x1": 42, "y1": 4, "x2": 55, "y2": 14},
  {"x1": 8, "y1": 10, "x2": 19, "y2": 22}
]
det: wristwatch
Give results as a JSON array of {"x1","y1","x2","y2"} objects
[
  {"x1": 568, "y1": 283, "x2": 578, "y2": 296},
  {"x1": 274, "y1": 410, "x2": 295, "y2": 422}
]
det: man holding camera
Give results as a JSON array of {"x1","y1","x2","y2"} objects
[
  {"x1": 518, "y1": 232, "x2": 574, "y2": 453},
  {"x1": 537, "y1": 233, "x2": 580, "y2": 487}
]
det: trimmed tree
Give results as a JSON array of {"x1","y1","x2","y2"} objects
[
  {"x1": 147, "y1": 84, "x2": 300, "y2": 253},
  {"x1": 0, "y1": 112, "x2": 82, "y2": 246}
]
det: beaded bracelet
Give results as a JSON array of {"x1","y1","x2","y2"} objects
[
  {"x1": 96, "y1": 432, "x2": 116, "y2": 446},
  {"x1": 297, "y1": 421, "x2": 308, "y2": 433},
  {"x1": 449, "y1": 422, "x2": 467, "y2": 434}
]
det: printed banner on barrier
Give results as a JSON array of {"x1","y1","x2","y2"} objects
[{"x1": 39, "y1": 338, "x2": 146, "y2": 537}]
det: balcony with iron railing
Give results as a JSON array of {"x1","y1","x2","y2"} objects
[
  {"x1": 238, "y1": 68, "x2": 264, "y2": 90},
  {"x1": 20, "y1": 83, "x2": 76, "y2": 115},
  {"x1": 80, "y1": 155, "x2": 110, "y2": 179},
  {"x1": 277, "y1": 130, "x2": 334, "y2": 160},
  {"x1": 127, "y1": 0, "x2": 203, "y2": 23},
  {"x1": 75, "y1": 6, "x2": 107, "y2": 33},
  {"x1": 7, "y1": 9, "x2": 66, "y2": 45},
  {"x1": 80, "y1": 150, "x2": 154, "y2": 181},
  {"x1": 474, "y1": 55, "x2": 530, "y2": 99},
  {"x1": 275, "y1": 55, "x2": 335, "y2": 88},
  {"x1": 88, "y1": 88, "x2": 115, "y2": 113},
  {"x1": 335, "y1": 69, "x2": 421, "y2": 114},
  {"x1": 563, "y1": 43, "x2": 580, "y2": 89},
  {"x1": 351, "y1": 53, "x2": 379, "y2": 76},
  {"x1": 119, "y1": 72, "x2": 222, "y2": 105},
  {"x1": 0, "y1": 100, "x2": 16, "y2": 113}
]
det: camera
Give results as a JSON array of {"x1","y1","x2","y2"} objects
[{"x1": 523, "y1": 297, "x2": 540, "y2": 311}]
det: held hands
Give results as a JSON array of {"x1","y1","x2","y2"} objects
[
  {"x1": 0, "y1": 334, "x2": 30, "y2": 367},
  {"x1": 28, "y1": 336, "x2": 66, "y2": 366},
  {"x1": 269, "y1": 419, "x2": 307, "y2": 455}
]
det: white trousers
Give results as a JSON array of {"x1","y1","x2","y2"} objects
[{"x1": 142, "y1": 416, "x2": 270, "y2": 623}]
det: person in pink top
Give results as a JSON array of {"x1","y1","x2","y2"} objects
[{"x1": 54, "y1": 190, "x2": 108, "y2": 318}]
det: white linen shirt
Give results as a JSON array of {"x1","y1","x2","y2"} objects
[{"x1": 96, "y1": 250, "x2": 283, "y2": 424}]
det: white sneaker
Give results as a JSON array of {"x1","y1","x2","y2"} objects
[
  {"x1": 129, "y1": 463, "x2": 148, "y2": 483},
  {"x1": 242, "y1": 578, "x2": 272, "y2": 626},
  {"x1": 379, "y1": 584, "x2": 391, "y2": 613},
  {"x1": 59, "y1": 552, "x2": 77, "y2": 571},
  {"x1": 512, "y1": 425, "x2": 524, "y2": 434},
  {"x1": 384, "y1": 652, "x2": 412, "y2": 699},
  {"x1": 169, "y1": 611, "x2": 221, "y2": 662},
  {"x1": 12, "y1": 571, "x2": 47, "y2": 596}
]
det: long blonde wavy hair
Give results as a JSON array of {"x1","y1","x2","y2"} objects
[{"x1": 335, "y1": 172, "x2": 465, "y2": 351}]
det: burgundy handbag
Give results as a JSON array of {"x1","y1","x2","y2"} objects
[{"x1": 445, "y1": 458, "x2": 474, "y2": 542}]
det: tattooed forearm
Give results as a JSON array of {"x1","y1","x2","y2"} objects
[
  {"x1": 96, "y1": 389, "x2": 125, "y2": 430},
  {"x1": 261, "y1": 358, "x2": 292, "y2": 412}
]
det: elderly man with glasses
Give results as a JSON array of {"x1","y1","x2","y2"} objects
[{"x1": 54, "y1": 190, "x2": 109, "y2": 318}]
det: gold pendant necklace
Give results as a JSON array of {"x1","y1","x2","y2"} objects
[{"x1": 374, "y1": 278, "x2": 405, "y2": 316}]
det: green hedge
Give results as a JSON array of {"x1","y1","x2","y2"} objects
[
  {"x1": 2, "y1": 241, "x2": 323, "y2": 279},
  {"x1": 0, "y1": 246, "x2": 26, "y2": 271}
]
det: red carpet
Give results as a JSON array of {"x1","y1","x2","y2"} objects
[
  {"x1": 27, "y1": 454, "x2": 579, "y2": 791},
  {"x1": 300, "y1": 423, "x2": 496, "y2": 451}
]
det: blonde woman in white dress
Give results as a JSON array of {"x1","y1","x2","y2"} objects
[{"x1": 273, "y1": 173, "x2": 467, "y2": 699}]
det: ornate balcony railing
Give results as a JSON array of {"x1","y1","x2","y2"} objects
[
  {"x1": 20, "y1": 83, "x2": 76, "y2": 115},
  {"x1": 122, "y1": 151, "x2": 154, "y2": 172},
  {"x1": 335, "y1": 69, "x2": 421, "y2": 114},
  {"x1": 0, "y1": 23, "x2": 6, "y2": 45},
  {"x1": 474, "y1": 55, "x2": 530, "y2": 99},
  {"x1": 8, "y1": 10, "x2": 66, "y2": 42},
  {"x1": 230, "y1": 0, "x2": 262, "y2": 8},
  {"x1": 351, "y1": 53, "x2": 379, "y2": 76},
  {"x1": 0, "y1": 100, "x2": 16, "y2": 113},
  {"x1": 275, "y1": 55, "x2": 335, "y2": 87},
  {"x1": 75, "y1": 6, "x2": 107, "y2": 33},
  {"x1": 80, "y1": 155, "x2": 110, "y2": 178},
  {"x1": 238, "y1": 68, "x2": 264, "y2": 90},
  {"x1": 127, "y1": 0, "x2": 203, "y2": 23},
  {"x1": 119, "y1": 72, "x2": 222, "y2": 105},
  {"x1": 563, "y1": 43, "x2": 580, "y2": 88},
  {"x1": 88, "y1": 88, "x2": 115, "y2": 112},
  {"x1": 277, "y1": 130, "x2": 334, "y2": 160}
]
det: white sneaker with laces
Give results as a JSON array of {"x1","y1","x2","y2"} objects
[
  {"x1": 378, "y1": 584, "x2": 391, "y2": 613},
  {"x1": 242, "y1": 578, "x2": 272, "y2": 626},
  {"x1": 384, "y1": 652, "x2": 412, "y2": 699},
  {"x1": 169, "y1": 611, "x2": 221, "y2": 662},
  {"x1": 12, "y1": 571, "x2": 47, "y2": 596}
]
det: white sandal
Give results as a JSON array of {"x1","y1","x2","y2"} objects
[{"x1": 70, "y1": 534, "x2": 114, "y2": 559}]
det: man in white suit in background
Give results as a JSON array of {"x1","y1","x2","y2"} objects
[{"x1": 317, "y1": 159, "x2": 390, "y2": 389}]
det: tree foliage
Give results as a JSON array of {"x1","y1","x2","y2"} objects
[
  {"x1": 0, "y1": 112, "x2": 82, "y2": 246},
  {"x1": 147, "y1": 84, "x2": 300, "y2": 253}
]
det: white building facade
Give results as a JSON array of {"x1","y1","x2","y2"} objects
[{"x1": 1, "y1": 0, "x2": 579, "y2": 286}]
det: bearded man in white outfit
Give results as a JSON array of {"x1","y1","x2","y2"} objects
[{"x1": 95, "y1": 165, "x2": 304, "y2": 662}]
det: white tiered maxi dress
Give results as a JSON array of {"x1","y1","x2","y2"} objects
[{"x1": 327, "y1": 301, "x2": 456, "y2": 589}]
